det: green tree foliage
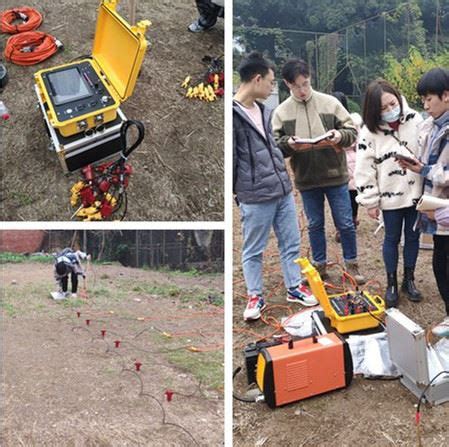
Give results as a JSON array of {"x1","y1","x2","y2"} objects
[
  {"x1": 234, "y1": 0, "x2": 447, "y2": 105},
  {"x1": 384, "y1": 47, "x2": 449, "y2": 109}
]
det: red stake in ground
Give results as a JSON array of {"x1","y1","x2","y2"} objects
[{"x1": 165, "y1": 390, "x2": 174, "y2": 402}]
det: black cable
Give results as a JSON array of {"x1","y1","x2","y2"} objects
[
  {"x1": 232, "y1": 367, "x2": 260, "y2": 403},
  {"x1": 417, "y1": 370, "x2": 449, "y2": 414},
  {"x1": 108, "y1": 119, "x2": 144, "y2": 221},
  {"x1": 70, "y1": 315, "x2": 205, "y2": 445},
  {"x1": 120, "y1": 119, "x2": 145, "y2": 159}
]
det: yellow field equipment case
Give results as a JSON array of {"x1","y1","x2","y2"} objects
[
  {"x1": 34, "y1": 0, "x2": 150, "y2": 137},
  {"x1": 296, "y1": 258, "x2": 385, "y2": 334}
]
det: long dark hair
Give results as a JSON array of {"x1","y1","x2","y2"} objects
[{"x1": 363, "y1": 79, "x2": 403, "y2": 133}]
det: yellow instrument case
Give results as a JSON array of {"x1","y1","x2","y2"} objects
[
  {"x1": 34, "y1": 0, "x2": 150, "y2": 137},
  {"x1": 296, "y1": 258, "x2": 385, "y2": 334}
]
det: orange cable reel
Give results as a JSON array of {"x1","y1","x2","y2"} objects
[
  {"x1": 0, "y1": 7, "x2": 42, "y2": 34},
  {"x1": 4, "y1": 30, "x2": 62, "y2": 65}
]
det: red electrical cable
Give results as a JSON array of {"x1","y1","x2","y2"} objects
[
  {"x1": 4, "y1": 31, "x2": 60, "y2": 65},
  {"x1": 0, "y1": 7, "x2": 43, "y2": 34}
]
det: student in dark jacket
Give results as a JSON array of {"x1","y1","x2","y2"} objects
[{"x1": 233, "y1": 52, "x2": 317, "y2": 321}]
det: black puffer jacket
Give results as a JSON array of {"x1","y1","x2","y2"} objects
[{"x1": 233, "y1": 100, "x2": 292, "y2": 204}]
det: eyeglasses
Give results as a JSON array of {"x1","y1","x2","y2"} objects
[{"x1": 289, "y1": 80, "x2": 310, "y2": 91}]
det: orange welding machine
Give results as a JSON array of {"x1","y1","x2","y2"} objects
[{"x1": 255, "y1": 333, "x2": 353, "y2": 408}]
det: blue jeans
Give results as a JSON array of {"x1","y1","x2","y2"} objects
[
  {"x1": 240, "y1": 193, "x2": 301, "y2": 296},
  {"x1": 301, "y1": 184, "x2": 357, "y2": 264},
  {"x1": 382, "y1": 206, "x2": 420, "y2": 273}
]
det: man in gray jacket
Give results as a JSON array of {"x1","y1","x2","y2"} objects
[{"x1": 233, "y1": 52, "x2": 317, "y2": 321}]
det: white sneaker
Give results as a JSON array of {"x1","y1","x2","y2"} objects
[
  {"x1": 51, "y1": 291, "x2": 67, "y2": 300},
  {"x1": 432, "y1": 317, "x2": 449, "y2": 337},
  {"x1": 287, "y1": 283, "x2": 319, "y2": 307},
  {"x1": 243, "y1": 295, "x2": 266, "y2": 321},
  {"x1": 71, "y1": 293, "x2": 77, "y2": 299}
]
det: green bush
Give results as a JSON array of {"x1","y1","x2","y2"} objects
[{"x1": 384, "y1": 47, "x2": 449, "y2": 110}]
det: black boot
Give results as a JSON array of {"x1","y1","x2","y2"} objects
[
  {"x1": 401, "y1": 267, "x2": 422, "y2": 302},
  {"x1": 385, "y1": 272, "x2": 399, "y2": 308}
]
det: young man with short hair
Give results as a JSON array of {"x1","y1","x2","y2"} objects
[
  {"x1": 398, "y1": 67, "x2": 449, "y2": 336},
  {"x1": 272, "y1": 59, "x2": 365, "y2": 284},
  {"x1": 233, "y1": 52, "x2": 317, "y2": 321}
]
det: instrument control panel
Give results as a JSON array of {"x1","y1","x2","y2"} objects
[{"x1": 42, "y1": 61, "x2": 115, "y2": 123}]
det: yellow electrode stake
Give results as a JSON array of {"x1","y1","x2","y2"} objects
[
  {"x1": 207, "y1": 85, "x2": 216, "y2": 101},
  {"x1": 181, "y1": 75, "x2": 191, "y2": 88},
  {"x1": 104, "y1": 193, "x2": 117, "y2": 207},
  {"x1": 70, "y1": 181, "x2": 85, "y2": 206},
  {"x1": 76, "y1": 203, "x2": 101, "y2": 220},
  {"x1": 71, "y1": 181, "x2": 85, "y2": 194},
  {"x1": 188, "y1": 346, "x2": 199, "y2": 352}
]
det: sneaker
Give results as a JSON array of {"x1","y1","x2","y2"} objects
[
  {"x1": 71, "y1": 293, "x2": 77, "y2": 299},
  {"x1": 287, "y1": 283, "x2": 318, "y2": 307},
  {"x1": 64, "y1": 292, "x2": 71, "y2": 298},
  {"x1": 52, "y1": 291, "x2": 67, "y2": 300},
  {"x1": 432, "y1": 317, "x2": 449, "y2": 337},
  {"x1": 243, "y1": 295, "x2": 266, "y2": 321},
  {"x1": 344, "y1": 261, "x2": 366, "y2": 285},
  {"x1": 188, "y1": 20, "x2": 207, "y2": 33}
]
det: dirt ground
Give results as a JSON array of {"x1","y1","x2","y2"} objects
[
  {"x1": 1, "y1": 262, "x2": 224, "y2": 446},
  {"x1": 0, "y1": 0, "x2": 224, "y2": 221},
  {"x1": 232, "y1": 191, "x2": 449, "y2": 447}
]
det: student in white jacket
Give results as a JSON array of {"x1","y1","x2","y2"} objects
[{"x1": 355, "y1": 79, "x2": 423, "y2": 307}]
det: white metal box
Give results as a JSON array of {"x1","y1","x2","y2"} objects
[
  {"x1": 386, "y1": 308, "x2": 449, "y2": 405},
  {"x1": 36, "y1": 85, "x2": 126, "y2": 173}
]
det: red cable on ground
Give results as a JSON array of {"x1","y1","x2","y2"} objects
[
  {"x1": 0, "y1": 7, "x2": 43, "y2": 34},
  {"x1": 4, "y1": 31, "x2": 60, "y2": 65}
]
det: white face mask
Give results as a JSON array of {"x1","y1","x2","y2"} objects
[{"x1": 381, "y1": 105, "x2": 401, "y2": 123}]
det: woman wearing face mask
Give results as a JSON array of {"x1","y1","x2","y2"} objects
[{"x1": 355, "y1": 79, "x2": 424, "y2": 308}]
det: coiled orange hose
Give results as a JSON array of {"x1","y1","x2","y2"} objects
[
  {"x1": 4, "y1": 31, "x2": 59, "y2": 65},
  {"x1": 0, "y1": 7, "x2": 43, "y2": 34}
]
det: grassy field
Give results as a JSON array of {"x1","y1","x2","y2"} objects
[{"x1": 1, "y1": 261, "x2": 224, "y2": 446}]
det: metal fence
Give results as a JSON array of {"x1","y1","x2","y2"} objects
[{"x1": 43, "y1": 230, "x2": 224, "y2": 272}]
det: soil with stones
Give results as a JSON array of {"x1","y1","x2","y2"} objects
[
  {"x1": 1, "y1": 262, "x2": 224, "y2": 446},
  {"x1": 0, "y1": 0, "x2": 224, "y2": 221},
  {"x1": 233, "y1": 190, "x2": 449, "y2": 447}
]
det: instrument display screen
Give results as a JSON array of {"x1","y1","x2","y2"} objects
[{"x1": 47, "y1": 67, "x2": 92, "y2": 106}]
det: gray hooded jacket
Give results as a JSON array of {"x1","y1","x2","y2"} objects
[{"x1": 233, "y1": 100, "x2": 292, "y2": 204}]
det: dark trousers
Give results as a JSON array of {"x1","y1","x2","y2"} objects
[
  {"x1": 382, "y1": 206, "x2": 420, "y2": 273},
  {"x1": 433, "y1": 235, "x2": 449, "y2": 316},
  {"x1": 61, "y1": 272, "x2": 78, "y2": 293},
  {"x1": 196, "y1": 0, "x2": 223, "y2": 28},
  {"x1": 349, "y1": 189, "x2": 359, "y2": 221}
]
